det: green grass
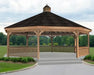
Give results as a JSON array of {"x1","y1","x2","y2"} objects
[
  {"x1": 0, "y1": 46, "x2": 35, "y2": 73},
  {"x1": 89, "y1": 47, "x2": 94, "y2": 55},
  {"x1": 83, "y1": 47, "x2": 94, "y2": 64},
  {"x1": 87, "y1": 61, "x2": 94, "y2": 64},
  {"x1": 0, "y1": 62, "x2": 34, "y2": 73},
  {"x1": 84, "y1": 59, "x2": 94, "y2": 64},
  {"x1": 0, "y1": 46, "x2": 7, "y2": 57}
]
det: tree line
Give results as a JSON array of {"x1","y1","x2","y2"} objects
[{"x1": 0, "y1": 32, "x2": 94, "y2": 47}]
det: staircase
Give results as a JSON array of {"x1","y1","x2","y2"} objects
[
  {"x1": 38, "y1": 58, "x2": 82, "y2": 65},
  {"x1": 38, "y1": 52, "x2": 82, "y2": 65}
]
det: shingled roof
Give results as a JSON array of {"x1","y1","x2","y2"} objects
[{"x1": 5, "y1": 5, "x2": 91, "y2": 30}]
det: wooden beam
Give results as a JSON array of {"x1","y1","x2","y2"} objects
[
  {"x1": 74, "y1": 35, "x2": 77, "y2": 53},
  {"x1": 76, "y1": 32, "x2": 79, "y2": 58},
  {"x1": 37, "y1": 35, "x2": 40, "y2": 59},
  {"x1": 34, "y1": 30, "x2": 44, "y2": 59},
  {"x1": 50, "y1": 36, "x2": 54, "y2": 52},
  {"x1": 26, "y1": 34, "x2": 29, "y2": 46},
  {"x1": 87, "y1": 33, "x2": 90, "y2": 54},
  {"x1": 74, "y1": 31, "x2": 79, "y2": 58},
  {"x1": 5, "y1": 26, "x2": 91, "y2": 33},
  {"x1": 7, "y1": 32, "x2": 11, "y2": 57}
]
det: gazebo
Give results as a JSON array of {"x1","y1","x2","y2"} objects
[{"x1": 5, "y1": 5, "x2": 91, "y2": 59}]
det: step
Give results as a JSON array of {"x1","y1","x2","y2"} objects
[
  {"x1": 38, "y1": 60, "x2": 82, "y2": 63},
  {"x1": 38, "y1": 60, "x2": 82, "y2": 65},
  {"x1": 39, "y1": 59, "x2": 82, "y2": 61},
  {"x1": 38, "y1": 61, "x2": 82, "y2": 65}
]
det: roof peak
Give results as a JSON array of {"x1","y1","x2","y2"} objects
[{"x1": 43, "y1": 5, "x2": 51, "y2": 12}]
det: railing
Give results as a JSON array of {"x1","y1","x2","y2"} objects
[
  {"x1": 40, "y1": 46, "x2": 74, "y2": 52},
  {"x1": 79, "y1": 47, "x2": 89, "y2": 57},
  {"x1": 8, "y1": 46, "x2": 89, "y2": 58},
  {"x1": 8, "y1": 46, "x2": 75, "y2": 58},
  {"x1": 9, "y1": 46, "x2": 37, "y2": 57}
]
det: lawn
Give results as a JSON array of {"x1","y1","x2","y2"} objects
[
  {"x1": 0, "y1": 46, "x2": 35, "y2": 73},
  {"x1": 0, "y1": 46, "x2": 94, "y2": 72},
  {"x1": 0, "y1": 46, "x2": 7, "y2": 57},
  {"x1": 89, "y1": 47, "x2": 94, "y2": 55},
  {"x1": 86, "y1": 61, "x2": 94, "y2": 64},
  {"x1": 0, "y1": 62, "x2": 34, "y2": 73}
]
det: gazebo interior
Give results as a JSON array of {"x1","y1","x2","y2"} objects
[{"x1": 5, "y1": 5, "x2": 91, "y2": 59}]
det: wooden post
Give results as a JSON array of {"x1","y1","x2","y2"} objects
[
  {"x1": 74, "y1": 35, "x2": 77, "y2": 53},
  {"x1": 37, "y1": 35, "x2": 40, "y2": 59},
  {"x1": 7, "y1": 32, "x2": 11, "y2": 57},
  {"x1": 51, "y1": 36, "x2": 53, "y2": 52},
  {"x1": 26, "y1": 35, "x2": 29, "y2": 46},
  {"x1": 88, "y1": 33, "x2": 90, "y2": 54},
  {"x1": 76, "y1": 32, "x2": 79, "y2": 58},
  {"x1": 34, "y1": 30, "x2": 43, "y2": 59}
]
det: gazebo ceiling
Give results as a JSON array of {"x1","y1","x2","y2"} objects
[
  {"x1": 5, "y1": 5, "x2": 91, "y2": 31},
  {"x1": 12, "y1": 31, "x2": 74, "y2": 36}
]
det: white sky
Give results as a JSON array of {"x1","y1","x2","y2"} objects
[{"x1": 0, "y1": 0, "x2": 94, "y2": 35}]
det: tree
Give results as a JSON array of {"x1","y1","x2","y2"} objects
[
  {"x1": 28, "y1": 36, "x2": 37, "y2": 46},
  {"x1": 10, "y1": 35, "x2": 17, "y2": 45},
  {"x1": 67, "y1": 36, "x2": 74, "y2": 46},
  {"x1": 0, "y1": 32, "x2": 94, "y2": 47},
  {"x1": 0, "y1": 32, "x2": 7, "y2": 45},
  {"x1": 40, "y1": 36, "x2": 49, "y2": 45},
  {"x1": 53, "y1": 43, "x2": 58, "y2": 46},
  {"x1": 90, "y1": 35, "x2": 94, "y2": 47},
  {"x1": 79, "y1": 35, "x2": 88, "y2": 46},
  {"x1": 12, "y1": 36, "x2": 26, "y2": 45},
  {"x1": 54, "y1": 36, "x2": 62, "y2": 45}
]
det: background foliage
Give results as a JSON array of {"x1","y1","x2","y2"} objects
[{"x1": 0, "y1": 32, "x2": 94, "y2": 47}]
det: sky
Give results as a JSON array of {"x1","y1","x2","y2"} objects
[{"x1": 0, "y1": 0, "x2": 94, "y2": 35}]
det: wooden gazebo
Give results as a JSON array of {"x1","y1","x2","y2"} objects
[{"x1": 5, "y1": 5, "x2": 91, "y2": 59}]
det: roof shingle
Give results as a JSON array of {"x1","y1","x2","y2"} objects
[{"x1": 5, "y1": 12, "x2": 90, "y2": 30}]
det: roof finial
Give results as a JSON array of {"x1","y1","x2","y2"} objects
[{"x1": 43, "y1": 5, "x2": 51, "y2": 12}]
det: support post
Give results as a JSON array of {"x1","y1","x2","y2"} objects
[
  {"x1": 7, "y1": 32, "x2": 11, "y2": 57},
  {"x1": 76, "y1": 32, "x2": 79, "y2": 58},
  {"x1": 74, "y1": 31, "x2": 79, "y2": 58},
  {"x1": 50, "y1": 36, "x2": 54, "y2": 52},
  {"x1": 74, "y1": 35, "x2": 77, "y2": 53},
  {"x1": 26, "y1": 34, "x2": 29, "y2": 46},
  {"x1": 87, "y1": 33, "x2": 90, "y2": 54},
  {"x1": 34, "y1": 30, "x2": 43, "y2": 59},
  {"x1": 37, "y1": 35, "x2": 40, "y2": 59}
]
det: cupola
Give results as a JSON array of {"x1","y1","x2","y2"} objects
[{"x1": 43, "y1": 5, "x2": 51, "y2": 12}]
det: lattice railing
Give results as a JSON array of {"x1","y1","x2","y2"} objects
[
  {"x1": 9, "y1": 46, "x2": 37, "y2": 57},
  {"x1": 40, "y1": 46, "x2": 74, "y2": 52},
  {"x1": 79, "y1": 47, "x2": 89, "y2": 57}
]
